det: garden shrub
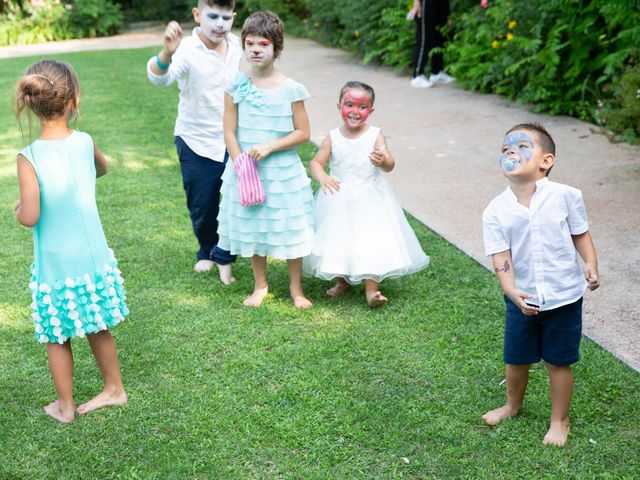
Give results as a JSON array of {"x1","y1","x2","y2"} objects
[
  {"x1": 119, "y1": 0, "x2": 192, "y2": 23},
  {"x1": 444, "y1": 0, "x2": 640, "y2": 141},
  {"x1": 0, "y1": 0, "x2": 73, "y2": 45},
  {"x1": 66, "y1": 0, "x2": 123, "y2": 38},
  {"x1": 235, "y1": 0, "x2": 310, "y2": 34}
]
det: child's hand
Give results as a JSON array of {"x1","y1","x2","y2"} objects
[
  {"x1": 163, "y1": 21, "x2": 183, "y2": 55},
  {"x1": 320, "y1": 175, "x2": 341, "y2": 194},
  {"x1": 369, "y1": 145, "x2": 387, "y2": 168},
  {"x1": 584, "y1": 264, "x2": 600, "y2": 291},
  {"x1": 506, "y1": 289, "x2": 539, "y2": 315},
  {"x1": 248, "y1": 143, "x2": 273, "y2": 161}
]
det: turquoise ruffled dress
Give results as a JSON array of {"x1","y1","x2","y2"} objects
[
  {"x1": 20, "y1": 131, "x2": 128, "y2": 344},
  {"x1": 217, "y1": 73, "x2": 315, "y2": 259}
]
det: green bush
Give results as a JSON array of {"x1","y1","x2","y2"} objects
[
  {"x1": 0, "y1": 1, "x2": 73, "y2": 46},
  {"x1": 444, "y1": 0, "x2": 640, "y2": 141},
  {"x1": 233, "y1": 0, "x2": 310, "y2": 35},
  {"x1": 305, "y1": 0, "x2": 415, "y2": 70},
  {"x1": 121, "y1": 0, "x2": 192, "y2": 23},
  {"x1": 66, "y1": 0, "x2": 124, "y2": 38}
]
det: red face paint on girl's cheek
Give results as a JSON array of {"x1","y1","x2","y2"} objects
[{"x1": 340, "y1": 91, "x2": 371, "y2": 126}]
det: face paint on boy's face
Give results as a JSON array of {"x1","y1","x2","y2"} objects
[
  {"x1": 500, "y1": 131, "x2": 534, "y2": 173},
  {"x1": 244, "y1": 36, "x2": 275, "y2": 65},
  {"x1": 199, "y1": 6, "x2": 234, "y2": 44},
  {"x1": 340, "y1": 90, "x2": 372, "y2": 127}
]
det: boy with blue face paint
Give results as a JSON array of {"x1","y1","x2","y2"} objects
[
  {"x1": 482, "y1": 123, "x2": 600, "y2": 447},
  {"x1": 147, "y1": 0, "x2": 241, "y2": 284}
]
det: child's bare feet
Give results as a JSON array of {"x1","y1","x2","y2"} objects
[
  {"x1": 326, "y1": 279, "x2": 349, "y2": 297},
  {"x1": 44, "y1": 400, "x2": 74, "y2": 424},
  {"x1": 482, "y1": 405, "x2": 520, "y2": 426},
  {"x1": 292, "y1": 294, "x2": 313, "y2": 309},
  {"x1": 77, "y1": 389, "x2": 128, "y2": 414},
  {"x1": 243, "y1": 286, "x2": 269, "y2": 307},
  {"x1": 542, "y1": 419, "x2": 570, "y2": 447},
  {"x1": 194, "y1": 259, "x2": 214, "y2": 272},
  {"x1": 366, "y1": 290, "x2": 388, "y2": 308},
  {"x1": 216, "y1": 262, "x2": 235, "y2": 285}
]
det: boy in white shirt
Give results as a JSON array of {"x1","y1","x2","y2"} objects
[
  {"x1": 147, "y1": 0, "x2": 241, "y2": 284},
  {"x1": 482, "y1": 123, "x2": 600, "y2": 447}
]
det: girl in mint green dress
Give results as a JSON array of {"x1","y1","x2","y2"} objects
[
  {"x1": 218, "y1": 11, "x2": 314, "y2": 309},
  {"x1": 15, "y1": 60, "x2": 128, "y2": 423}
]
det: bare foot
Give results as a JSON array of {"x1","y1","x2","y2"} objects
[
  {"x1": 366, "y1": 291, "x2": 388, "y2": 308},
  {"x1": 482, "y1": 405, "x2": 520, "y2": 426},
  {"x1": 77, "y1": 390, "x2": 128, "y2": 414},
  {"x1": 194, "y1": 259, "x2": 215, "y2": 273},
  {"x1": 44, "y1": 400, "x2": 74, "y2": 424},
  {"x1": 243, "y1": 286, "x2": 269, "y2": 307},
  {"x1": 292, "y1": 294, "x2": 313, "y2": 309},
  {"x1": 216, "y1": 262, "x2": 235, "y2": 285},
  {"x1": 326, "y1": 281, "x2": 349, "y2": 297},
  {"x1": 543, "y1": 420, "x2": 570, "y2": 447}
]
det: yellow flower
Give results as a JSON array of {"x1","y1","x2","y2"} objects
[
  {"x1": 354, "y1": 30, "x2": 360, "y2": 39},
  {"x1": 508, "y1": 20, "x2": 517, "y2": 30},
  {"x1": 506, "y1": 32, "x2": 514, "y2": 41},
  {"x1": 492, "y1": 40, "x2": 500, "y2": 49}
]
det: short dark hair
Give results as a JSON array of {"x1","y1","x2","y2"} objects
[
  {"x1": 200, "y1": 0, "x2": 235, "y2": 8},
  {"x1": 506, "y1": 122, "x2": 556, "y2": 176},
  {"x1": 241, "y1": 11, "x2": 284, "y2": 59},
  {"x1": 339, "y1": 81, "x2": 375, "y2": 106}
]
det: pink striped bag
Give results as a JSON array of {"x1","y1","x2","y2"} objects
[{"x1": 234, "y1": 152, "x2": 266, "y2": 207}]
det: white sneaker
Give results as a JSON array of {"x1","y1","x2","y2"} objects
[
  {"x1": 194, "y1": 259, "x2": 215, "y2": 272},
  {"x1": 429, "y1": 71, "x2": 455, "y2": 84},
  {"x1": 410, "y1": 75, "x2": 434, "y2": 88}
]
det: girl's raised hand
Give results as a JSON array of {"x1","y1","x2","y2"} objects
[
  {"x1": 163, "y1": 21, "x2": 183, "y2": 55},
  {"x1": 369, "y1": 144, "x2": 387, "y2": 167},
  {"x1": 248, "y1": 143, "x2": 273, "y2": 161},
  {"x1": 320, "y1": 174, "x2": 341, "y2": 194}
]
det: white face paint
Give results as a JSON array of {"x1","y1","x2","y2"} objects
[
  {"x1": 198, "y1": 6, "x2": 234, "y2": 45},
  {"x1": 244, "y1": 35, "x2": 275, "y2": 67}
]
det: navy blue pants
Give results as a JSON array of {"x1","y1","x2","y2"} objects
[{"x1": 175, "y1": 136, "x2": 235, "y2": 265}]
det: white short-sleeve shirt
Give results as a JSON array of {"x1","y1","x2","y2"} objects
[
  {"x1": 147, "y1": 28, "x2": 242, "y2": 161},
  {"x1": 482, "y1": 178, "x2": 589, "y2": 310}
]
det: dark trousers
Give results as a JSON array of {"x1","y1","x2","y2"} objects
[
  {"x1": 412, "y1": 0, "x2": 450, "y2": 77},
  {"x1": 175, "y1": 136, "x2": 235, "y2": 265}
]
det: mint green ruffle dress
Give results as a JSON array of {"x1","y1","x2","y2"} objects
[
  {"x1": 217, "y1": 73, "x2": 315, "y2": 259},
  {"x1": 20, "y1": 131, "x2": 128, "y2": 344}
]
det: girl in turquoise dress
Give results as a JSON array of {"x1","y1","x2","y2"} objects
[
  {"x1": 218, "y1": 11, "x2": 315, "y2": 309},
  {"x1": 15, "y1": 60, "x2": 128, "y2": 423}
]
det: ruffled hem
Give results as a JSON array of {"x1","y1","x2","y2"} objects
[
  {"x1": 303, "y1": 256, "x2": 430, "y2": 285},
  {"x1": 29, "y1": 251, "x2": 128, "y2": 344},
  {"x1": 218, "y1": 239, "x2": 313, "y2": 260}
]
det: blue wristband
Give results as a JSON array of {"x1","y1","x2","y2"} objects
[{"x1": 155, "y1": 54, "x2": 170, "y2": 70}]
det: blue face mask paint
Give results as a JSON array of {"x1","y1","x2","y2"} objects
[{"x1": 499, "y1": 132, "x2": 534, "y2": 173}]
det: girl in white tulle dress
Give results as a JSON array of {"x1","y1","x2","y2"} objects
[{"x1": 304, "y1": 81, "x2": 429, "y2": 307}]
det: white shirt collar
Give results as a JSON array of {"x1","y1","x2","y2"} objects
[{"x1": 505, "y1": 176, "x2": 550, "y2": 202}]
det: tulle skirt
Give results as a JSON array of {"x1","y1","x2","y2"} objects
[{"x1": 304, "y1": 179, "x2": 429, "y2": 284}]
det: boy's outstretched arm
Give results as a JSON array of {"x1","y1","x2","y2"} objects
[
  {"x1": 149, "y1": 21, "x2": 183, "y2": 76},
  {"x1": 572, "y1": 231, "x2": 600, "y2": 291},
  {"x1": 492, "y1": 249, "x2": 539, "y2": 315}
]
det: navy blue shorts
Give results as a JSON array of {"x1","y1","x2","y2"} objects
[{"x1": 503, "y1": 297, "x2": 583, "y2": 366}]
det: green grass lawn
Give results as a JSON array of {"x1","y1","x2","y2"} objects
[{"x1": 0, "y1": 48, "x2": 639, "y2": 480}]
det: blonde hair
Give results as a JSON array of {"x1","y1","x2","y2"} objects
[{"x1": 15, "y1": 60, "x2": 80, "y2": 139}]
